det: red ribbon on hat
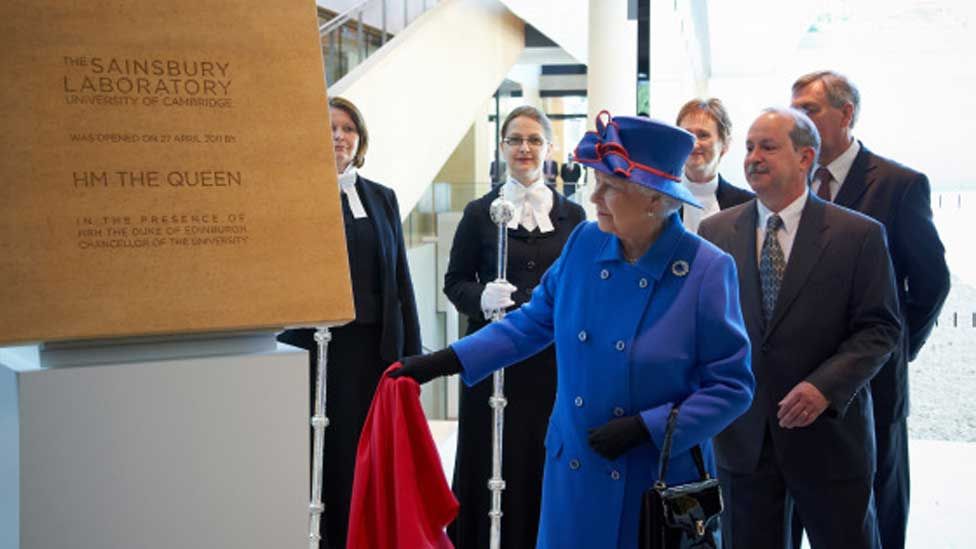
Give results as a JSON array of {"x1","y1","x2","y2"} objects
[{"x1": 573, "y1": 110, "x2": 681, "y2": 182}]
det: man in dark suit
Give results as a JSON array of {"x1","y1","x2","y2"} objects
[
  {"x1": 699, "y1": 108, "x2": 902, "y2": 549},
  {"x1": 676, "y1": 97, "x2": 754, "y2": 233},
  {"x1": 791, "y1": 71, "x2": 950, "y2": 549}
]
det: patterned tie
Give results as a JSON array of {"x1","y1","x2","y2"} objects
[
  {"x1": 759, "y1": 214, "x2": 786, "y2": 323},
  {"x1": 815, "y1": 167, "x2": 833, "y2": 201}
]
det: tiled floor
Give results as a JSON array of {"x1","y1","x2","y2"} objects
[{"x1": 429, "y1": 421, "x2": 975, "y2": 549}]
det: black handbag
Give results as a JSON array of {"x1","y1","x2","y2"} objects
[{"x1": 638, "y1": 406, "x2": 723, "y2": 549}]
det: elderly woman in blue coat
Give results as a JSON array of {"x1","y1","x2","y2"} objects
[{"x1": 391, "y1": 112, "x2": 754, "y2": 549}]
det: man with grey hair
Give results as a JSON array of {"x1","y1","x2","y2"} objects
[
  {"x1": 792, "y1": 71, "x2": 949, "y2": 549},
  {"x1": 699, "y1": 108, "x2": 902, "y2": 549}
]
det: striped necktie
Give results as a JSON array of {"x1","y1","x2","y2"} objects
[{"x1": 759, "y1": 214, "x2": 786, "y2": 323}]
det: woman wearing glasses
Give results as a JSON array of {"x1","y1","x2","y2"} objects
[{"x1": 444, "y1": 105, "x2": 586, "y2": 549}]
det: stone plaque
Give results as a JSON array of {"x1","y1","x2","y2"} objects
[{"x1": 0, "y1": 0, "x2": 353, "y2": 345}]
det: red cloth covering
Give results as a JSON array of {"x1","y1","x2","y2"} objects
[{"x1": 346, "y1": 363, "x2": 459, "y2": 549}]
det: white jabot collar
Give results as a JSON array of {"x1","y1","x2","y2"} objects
[
  {"x1": 338, "y1": 165, "x2": 367, "y2": 219},
  {"x1": 502, "y1": 177, "x2": 554, "y2": 233}
]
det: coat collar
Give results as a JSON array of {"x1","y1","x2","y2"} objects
[
  {"x1": 596, "y1": 212, "x2": 687, "y2": 280},
  {"x1": 731, "y1": 201, "x2": 763, "y2": 337}
]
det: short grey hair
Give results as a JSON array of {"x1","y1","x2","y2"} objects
[
  {"x1": 633, "y1": 183, "x2": 682, "y2": 216},
  {"x1": 792, "y1": 70, "x2": 861, "y2": 128}
]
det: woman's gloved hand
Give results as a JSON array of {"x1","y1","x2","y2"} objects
[
  {"x1": 480, "y1": 280, "x2": 518, "y2": 319},
  {"x1": 387, "y1": 347, "x2": 462, "y2": 385},
  {"x1": 587, "y1": 415, "x2": 650, "y2": 460}
]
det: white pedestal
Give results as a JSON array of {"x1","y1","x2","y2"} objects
[{"x1": 0, "y1": 334, "x2": 309, "y2": 549}]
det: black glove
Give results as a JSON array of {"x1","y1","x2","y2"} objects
[
  {"x1": 587, "y1": 415, "x2": 650, "y2": 460},
  {"x1": 387, "y1": 347, "x2": 462, "y2": 385}
]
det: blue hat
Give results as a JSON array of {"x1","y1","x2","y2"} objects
[{"x1": 573, "y1": 111, "x2": 701, "y2": 208}]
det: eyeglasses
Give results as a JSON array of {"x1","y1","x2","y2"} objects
[{"x1": 503, "y1": 136, "x2": 546, "y2": 148}]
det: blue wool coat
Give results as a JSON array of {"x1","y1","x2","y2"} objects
[{"x1": 452, "y1": 214, "x2": 754, "y2": 549}]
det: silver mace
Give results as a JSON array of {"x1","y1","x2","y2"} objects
[
  {"x1": 487, "y1": 197, "x2": 515, "y2": 549},
  {"x1": 308, "y1": 326, "x2": 332, "y2": 548}
]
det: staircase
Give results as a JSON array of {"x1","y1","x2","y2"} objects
[{"x1": 319, "y1": 0, "x2": 525, "y2": 216}]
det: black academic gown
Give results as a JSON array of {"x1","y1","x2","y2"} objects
[
  {"x1": 443, "y1": 185, "x2": 585, "y2": 549},
  {"x1": 277, "y1": 175, "x2": 421, "y2": 549}
]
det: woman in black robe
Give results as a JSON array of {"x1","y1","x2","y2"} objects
[
  {"x1": 444, "y1": 105, "x2": 585, "y2": 549},
  {"x1": 278, "y1": 96, "x2": 421, "y2": 549}
]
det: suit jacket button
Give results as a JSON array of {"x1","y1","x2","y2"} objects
[
  {"x1": 610, "y1": 470, "x2": 621, "y2": 480},
  {"x1": 574, "y1": 396, "x2": 584, "y2": 407},
  {"x1": 639, "y1": 278, "x2": 649, "y2": 288},
  {"x1": 578, "y1": 330, "x2": 588, "y2": 342},
  {"x1": 600, "y1": 269, "x2": 610, "y2": 280},
  {"x1": 527, "y1": 260, "x2": 536, "y2": 270},
  {"x1": 615, "y1": 340, "x2": 626, "y2": 351},
  {"x1": 569, "y1": 459, "x2": 581, "y2": 470},
  {"x1": 613, "y1": 407, "x2": 625, "y2": 417}
]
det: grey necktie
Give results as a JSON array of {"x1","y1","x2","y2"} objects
[{"x1": 759, "y1": 214, "x2": 786, "y2": 323}]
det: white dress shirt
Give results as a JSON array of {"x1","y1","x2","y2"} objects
[
  {"x1": 338, "y1": 165, "x2": 368, "y2": 219},
  {"x1": 502, "y1": 177, "x2": 554, "y2": 233},
  {"x1": 756, "y1": 188, "x2": 809, "y2": 265},
  {"x1": 812, "y1": 139, "x2": 860, "y2": 201},
  {"x1": 681, "y1": 174, "x2": 720, "y2": 233}
]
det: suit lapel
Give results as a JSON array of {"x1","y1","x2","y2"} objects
[
  {"x1": 716, "y1": 176, "x2": 732, "y2": 210},
  {"x1": 547, "y1": 187, "x2": 568, "y2": 231},
  {"x1": 834, "y1": 141, "x2": 876, "y2": 207},
  {"x1": 356, "y1": 176, "x2": 392, "y2": 265},
  {"x1": 764, "y1": 196, "x2": 830, "y2": 339},
  {"x1": 731, "y1": 201, "x2": 764, "y2": 338}
]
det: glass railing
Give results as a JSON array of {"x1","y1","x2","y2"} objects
[{"x1": 317, "y1": 0, "x2": 442, "y2": 86}]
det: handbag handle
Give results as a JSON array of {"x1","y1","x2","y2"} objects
[{"x1": 654, "y1": 405, "x2": 711, "y2": 488}]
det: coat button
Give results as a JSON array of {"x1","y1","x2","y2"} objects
[
  {"x1": 578, "y1": 330, "x2": 588, "y2": 342},
  {"x1": 600, "y1": 269, "x2": 610, "y2": 280},
  {"x1": 569, "y1": 459, "x2": 581, "y2": 470},
  {"x1": 527, "y1": 260, "x2": 536, "y2": 270},
  {"x1": 615, "y1": 340, "x2": 625, "y2": 351},
  {"x1": 574, "y1": 396, "x2": 584, "y2": 407},
  {"x1": 639, "y1": 278, "x2": 648, "y2": 288},
  {"x1": 611, "y1": 470, "x2": 621, "y2": 480},
  {"x1": 613, "y1": 407, "x2": 625, "y2": 417}
]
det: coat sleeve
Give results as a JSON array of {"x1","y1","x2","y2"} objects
[
  {"x1": 806, "y1": 222, "x2": 902, "y2": 415},
  {"x1": 452, "y1": 223, "x2": 585, "y2": 386},
  {"x1": 389, "y1": 190, "x2": 422, "y2": 356},
  {"x1": 892, "y1": 172, "x2": 949, "y2": 360},
  {"x1": 443, "y1": 200, "x2": 489, "y2": 320},
  {"x1": 640, "y1": 252, "x2": 755, "y2": 454}
]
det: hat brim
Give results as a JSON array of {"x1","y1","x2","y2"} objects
[{"x1": 580, "y1": 160, "x2": 703, "y2": 209}]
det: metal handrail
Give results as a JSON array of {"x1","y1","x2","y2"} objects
[{"x1": 319, "y1": 0, "x2": 378, "y2": 37}]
